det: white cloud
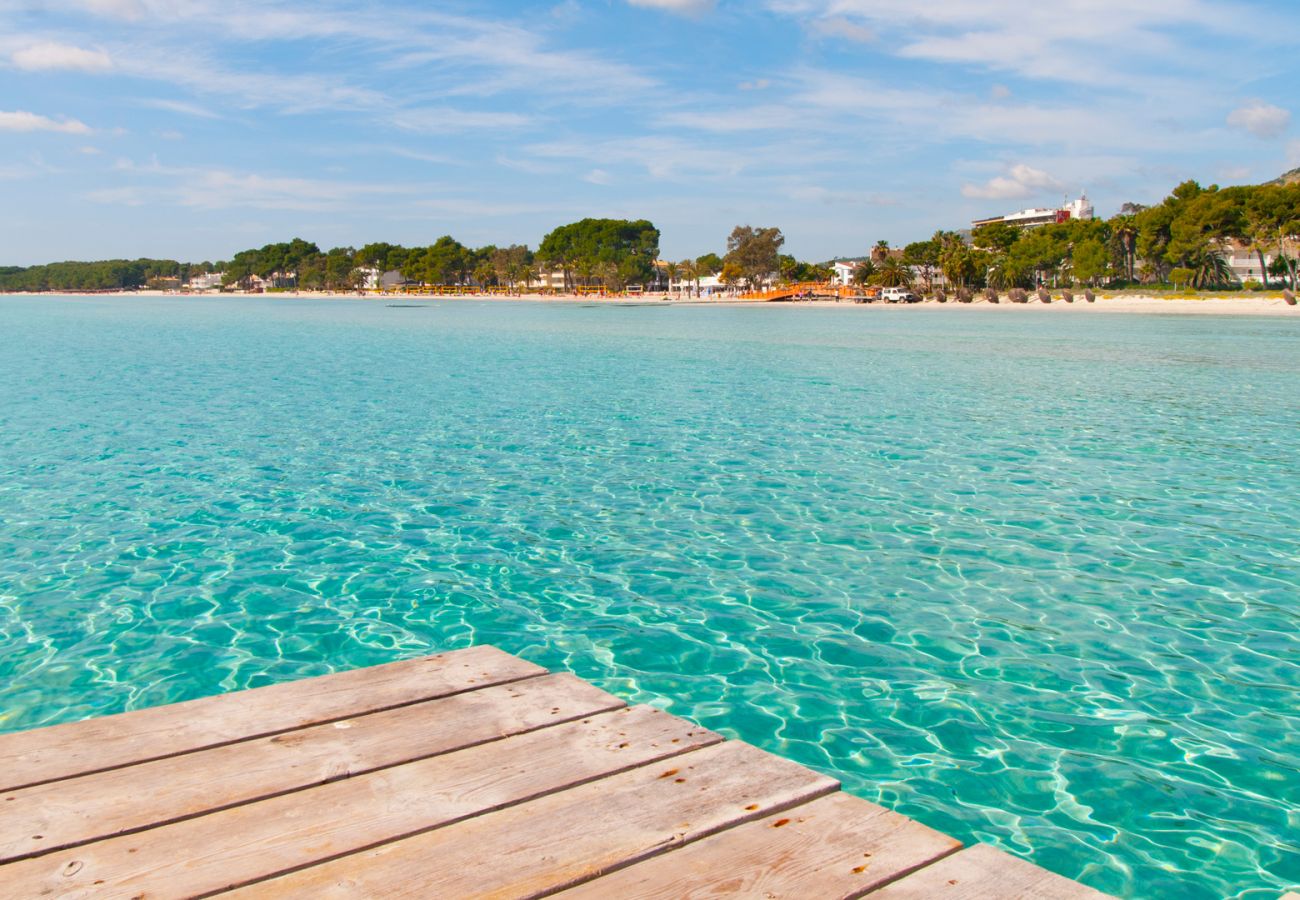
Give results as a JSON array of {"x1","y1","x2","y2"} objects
[
  {"x1": 1226, "y1": 101, "x2": 1291, "y2": 139},
  {"x1": 627, "y1": 0, "x2": 714, "y2": 14},
  {"x1": 768, "y1": 0, "x2": 1260, "y2": 91},
  {"x1": 584, "y1": 168, "x2": 612, "y2": 185},
  {"x1": 12, "y1": 41, "x2": 112, "y2": 72},
  {"x1": 77, "y1": 0, "x2": 152, "y2": 18},
  {"x1": 140, "y1": 98, "x2": 221, "y2": 119},
  {"x1": 390, "y1": 108, "x2": 534, "y2": 133},
  {"x1": 87, "y1": 158, "x2": 421, "y2": 211},
  {"x1": 962, "y1": 164, "x2": 1063, "y2": 200},
  {"x1": 0, "y1": 110, "x2": 92, "y2": 134},
  {"x1": 528, "y1": 135, "x2": 748, "y2": 180},
  {"x1": 86, "y1": 186, "x2": 147, "y2": 205},
  {"x1": 809, "y1": 16, "x2": 875, "y2": 43},
  {"x1": 53, "y1": 0, "x2": 656, "y2": 103}
]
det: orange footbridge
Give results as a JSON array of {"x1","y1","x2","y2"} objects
[{"x1": 739, "y1": 281, "x2": 871, "y2": 301}]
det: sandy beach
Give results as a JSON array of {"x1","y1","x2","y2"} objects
[{"x1": 7, "y1": 291, "x2": 1299, "y2": 316}]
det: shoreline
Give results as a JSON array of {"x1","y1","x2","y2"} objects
[{"x1": 3, "y1": 290, "x2": 1297, "y2": 317}]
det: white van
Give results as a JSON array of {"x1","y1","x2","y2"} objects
[{"x1": 880, "y1": 287, "x2": 918, "y2": 303}]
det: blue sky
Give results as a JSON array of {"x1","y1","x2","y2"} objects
[{"x1": 2, "y1": 0, "x2": 1297, "y2": 265}]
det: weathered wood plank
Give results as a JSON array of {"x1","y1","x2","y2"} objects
[
  {"x1": 0, "y1": 672, "x2": 620, "y2": 863},
  {"x1": 0, "y1": 645, "x2": 543, "y2": 792},
  {"x1": 555, "y1": 791, "x2": 960, "y2": 899},
  {"x1": 2, "y1": 706, "x2": 718, "y2": 900},
  {"x1": 225, "y1": 740, "x2": 840, "y2": 899},
  {"x1": 868, "y1": 843, "x2": 1113, "y2": 899}
]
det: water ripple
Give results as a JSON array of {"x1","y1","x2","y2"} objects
[{"x1": 1, "y1": 296, "x2": 1298, "y2": 899}]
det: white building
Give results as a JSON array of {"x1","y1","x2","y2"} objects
[
  {"x1": 832, "y1": 260, "x2": 860, "y2": 286},
  {"x1": 973, "y1": 192, "x2": 1095, "y2": 231},
  {"x1": 1222, "y1": 245, "x2": 1275, "y2": 284},
  {"x1": 187, "y1": 272, "x2": 225, "y2": 291}
]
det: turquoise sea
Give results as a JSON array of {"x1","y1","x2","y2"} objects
[{"x1": 1, "y1": 295, "x2": 1297, "y2": 897}]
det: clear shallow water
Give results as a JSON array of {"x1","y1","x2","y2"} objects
[{"x1": 1, "y1": 296, "x2": 1297, "y2": 898}]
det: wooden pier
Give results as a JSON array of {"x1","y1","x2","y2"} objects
[{"x1": 0, "y1": 646, "x2": 1111, "y2": 898}]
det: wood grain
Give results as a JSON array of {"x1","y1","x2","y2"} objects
[
  {"x1": 0, "y1": 672, "x2": 619, "y2": 862},
  {"x1": 225, "y1": 740, "x2": 840, "y2": 899},
  {"x1": 2, "y1": 705, "x2": 718, "y2": 900},
  {"x1": 869, "y1": 843, "x2": 1113, "y2": 899},
  {"x1": 555, "y1": 790, "x2": 961, "y2": 899},
  {"x1": 0, "y1": 645, "x2": 543, "y2": 792}
]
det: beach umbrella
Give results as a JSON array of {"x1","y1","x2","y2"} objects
[
  {"x1": 1284, "y1": 289, "x2": 1296, "y2": 306},
  {"x1": 958, "y1": 287, "x2": 973, "y2": 303},
  {"x1": 984, "y1": 288, "x2": 999, "y2": 304},
  {"x1": 1085, "y1": 289, "x2": 1096, "y2": 303},
  {"x1": 1037, "y1": 287, "x2": 1051, "y2": 303},
  {"x1": 1061, "y1": 289, "x2": 1074, "y2": 303}
]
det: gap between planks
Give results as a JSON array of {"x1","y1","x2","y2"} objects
[
  {"x1": 0, "y1": 673, "x2": 623, "y2": 864},
  {"x1": 5, "y1": 705, "x2": 721, "y2": 899},
  {"x1": 0, "y1": 645, "x2": 544, "y2": 793}
]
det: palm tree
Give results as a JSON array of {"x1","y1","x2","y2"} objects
[
  {"x1": 678, "y1": 258, "x2": 699, "y2": 296},
  {"x1": 575, "y1": 259, "x2": 594, "y2": 289},
  {"x1": 597, "y1": 260, "x2": 619, "y2": 292},
  {"x1": 873, "y1": 256, "x2": 911, "y2": 288},
  {"x1": 871, "y1": 240, "x2": 890, "y2": 264},
  {"x1": 852, "y1": 259, "x2": 876, "y2": 285},
  {"x1": 1111, "y1": 215, "x2": 1139, "y2": 283},
  {"x1": 664, "y1": 261, "x2": 680, "y2": 293},
  {"x1": 1190, "y1": 249, "x2": 1233, "y2": 288}
]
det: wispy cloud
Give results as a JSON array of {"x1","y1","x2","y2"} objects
[
  {"x1": 89, "y1": 159, "x2": 424, "y2": 211},
  {"x1": 139, "y1": 98, "x2": 221, "y2": 119},
  {"x1": 11, "y1": 41, "x2": 112, "y2": 71},
  {"x1": 389, "y1": 108, "x2": 534, "y2": 134},
  {"x1": 769, "y1": 0, "x2": 1274, "y2": 90},
  {"x1": 0, "y1": 110, "x2": 91, "y2": 133},
  {"x1": 626, "y1": 0, "x2": 715, "y2": 15},
  {"x1": 808, "y1": 16, "x2": 875, "y2": 43}
]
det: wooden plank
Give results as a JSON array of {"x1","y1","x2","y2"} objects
[
  {"x1": 2, "y1": 706, "x2": 719, "y2": 900},
  {"x1": 225, "y1": 740, "x2": 840, "y2": 899},
  {"x1": 0, "y1": 645, "x2": 543, "y2": 792},
  {"x1": 868, "y1": 844, "x2": 1113, "y2": 899},
  {"x1": 555, "y1": 791, "x2": 961, "y2": 899},
  {"x1": 0, "y1": 672, "x2": 620, "y2": 863}
]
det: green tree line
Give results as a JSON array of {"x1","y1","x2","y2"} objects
[
  {"x1": 6, "y1": 178, "x2": 1298, "y2": 295},
  {"x1": 861, "y1": 179, "x2": 1300, "y2": 293},
  {"x1": 0, "y1": 259, "x2": 219, "y2": 292}
]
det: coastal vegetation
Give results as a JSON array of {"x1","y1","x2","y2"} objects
[
  {"x1": 535, "y1": 218, "x2": 659, "y2": 291},
  {"x1": 949, "y1": 180, "x2": 1299, "y2": 291},
  {"x1": 0, "y1": 259, "x2": 218, "y2": 292},
  {"x1": 2, "y1": 179, "x2": 1298, "y2": 295}
]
